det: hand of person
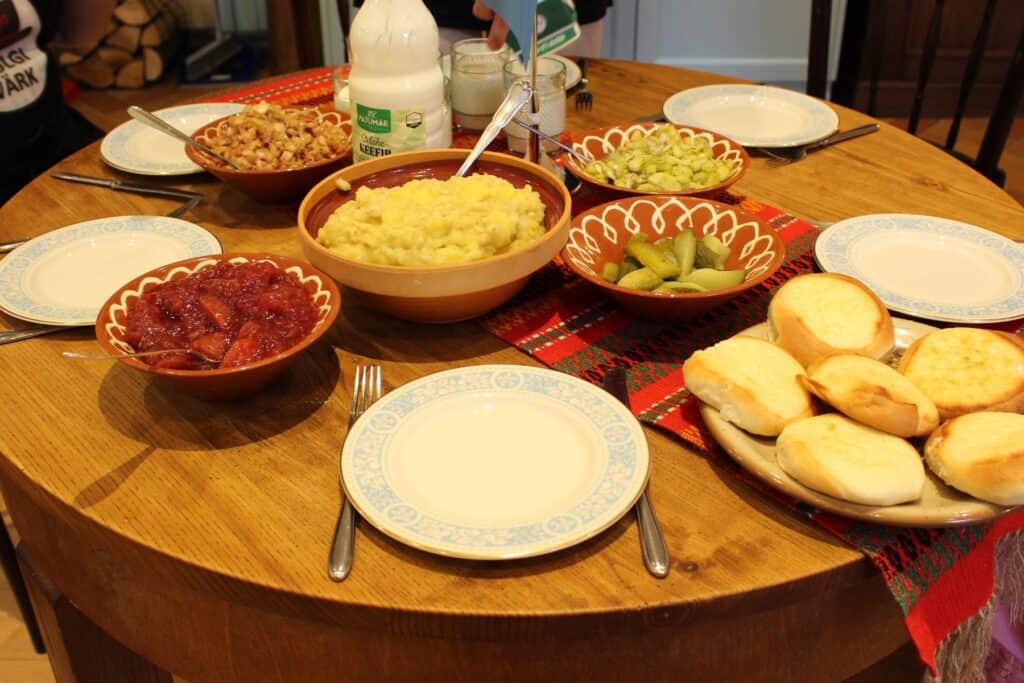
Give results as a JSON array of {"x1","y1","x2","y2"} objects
[{"x1": 471, "y1": 1, "x2": 511, "y2": 51}]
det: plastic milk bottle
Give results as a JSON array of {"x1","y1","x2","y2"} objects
[{"x1": 348, "y1": 0, "x2": 452, "y2": 162}]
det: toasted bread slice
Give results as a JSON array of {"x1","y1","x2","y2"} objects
[
  {"x1": 924, "y1": 412, "x2": 1024, "y2": 506},
  {"x1": 767, "y1": 273, "x2": 895, "y2": 367},
  {"x1": 898, "y1": 327, "x2": 1024, "y2": 419},
  {"x1": 800, "y1": 354, "x2": 939, "y2": 437},
  {"x1": 683, "y1": 336, "x2": 815, "y2": 436},
  {"x1": 777, "y1": 414, "x2": 926, "y2": 506}
]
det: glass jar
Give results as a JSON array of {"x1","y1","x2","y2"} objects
[{"x1": 502, "y1": 57, "x2": 567, "y2": 154}]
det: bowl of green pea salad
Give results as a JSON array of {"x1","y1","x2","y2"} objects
[{"x1": 564, "y1": 123, "x2": 749, "y2": 197}]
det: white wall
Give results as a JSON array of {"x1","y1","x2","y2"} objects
[{"x1": 606, "y1": 0, "x2": 847, "y2": 90}]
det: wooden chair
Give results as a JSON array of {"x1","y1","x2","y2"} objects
[{"x1": 813, "y1": 0, "x2": 1023, "y2": 187}]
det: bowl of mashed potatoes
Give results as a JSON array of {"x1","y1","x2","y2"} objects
[{"x1": 298, "y1": 149, "x2": 572, "y2": 323}]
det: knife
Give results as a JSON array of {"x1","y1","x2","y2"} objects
[
  {"x1": 602, "y1": 367, "x2": 670, "y2": 578},
  {"x1": 51, "y1": 172, "x2": 203, "y2": 202}
]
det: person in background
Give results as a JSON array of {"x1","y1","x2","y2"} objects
[
  {"x1": 0, "y1": 0, "x2": 117, "y2": 205},
  {"x1": 429, "y1": 1, "x2": 610, "y2": 57}
]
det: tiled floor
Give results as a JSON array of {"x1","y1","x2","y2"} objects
[{"x1": 1, "y1": 82, "x2": 1020, "y2": 683}]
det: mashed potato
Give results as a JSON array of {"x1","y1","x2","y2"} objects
[{"x1": 316, "y1": 174, "x2": 547, "y2": 266}]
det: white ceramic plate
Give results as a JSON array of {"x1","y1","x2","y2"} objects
[
  {"x1": 100, "y1": 103, "x2": 244, "y2": 176},
  {"x1": 663, "y1": 84, "x2": 839, "y2": 148},
  {"x1": 700, "y1": 320, "x2": 1015, "y2": 527},
  {"x1": 814, "y1": 214, "x2": 1024, "y2": 323},
  {"x1": 0, "y1": 216, "x2": 222, "y2": 326},
  {"x1": 341, "y1": 364, "x2": 650, "y2": 560},
  {"x1": 440, "y1": 53, "x2": 581, "y2": 90}
]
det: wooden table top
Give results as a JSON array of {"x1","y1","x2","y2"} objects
[{"x1": 0, "y1": 59, "x2": 1021, "y2": 681}]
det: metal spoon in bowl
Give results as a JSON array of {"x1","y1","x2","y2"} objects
[
  {"x1": 63, "y1": 348, "x2": 220, "y2": 363},
  {"x1": 127, "y1": 105, "x2": 242, "y2": 170},
  {"x1": 455, "y1": 82, "x2": 533, "y2": 177}
]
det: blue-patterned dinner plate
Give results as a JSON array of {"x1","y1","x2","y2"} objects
[
  {"x1": 0, "y1": 216, "x2": 222, "y2": 326},
  {"x1": 815, "y1": 214, "x2": 1024, "y2": 324},
  {"x1": 663, "y1": 84, "x2": 838, "y2": 148},
  {"x1": 341, "y1": 365, "x2": 650, "y2": 561},
  {"x1": 100, "y1": 103, "x2": 244, "y2": 176}
]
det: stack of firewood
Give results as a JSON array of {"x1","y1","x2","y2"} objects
[{"x1": 60, "y1": 0, "x2": 183, "y2": 89}]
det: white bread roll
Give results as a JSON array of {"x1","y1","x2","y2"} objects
[
  {"x1": 898, "y1": 327, "x2": 1024, "y2": 419},
  {"x1": 683, "y1": 336, "x2": 815, "y2": 436},
  {"x1": 767, "y1": 273, "x2": 895, "y2": 367},
  {"x1": 776, "y1": 414, "x2": 926, "y2": 506},
  {"x1": 800, "y1": 354, "x2": 939, "y2": 437},
  {"x1": 924, "y1": 412, "x2": 1024, "y2": 506}
]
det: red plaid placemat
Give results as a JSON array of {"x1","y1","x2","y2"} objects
[{"x1": 201, "y1": 70, "x2": 1024, "y2": 677}]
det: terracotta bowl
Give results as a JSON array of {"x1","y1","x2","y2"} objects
[
  {"x1": 564, "y1": 122, "x2": 749, "y2": 197},
  {"x1": 186, "y1": 108, "x2": 352, "y2": 204},
  {"x1": 95, "y1": 253, "x2": 341, "y2": 401},
  {"x1": 297, "y1": 149, "x2": 573, "y2": 323},
  {"x1": 561, "y1": 195, "x2": 785, "y2": 321}
]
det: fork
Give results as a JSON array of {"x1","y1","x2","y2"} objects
[
  {"x1": 574, "y1": 58, "x2": 592, "y2": 111},
  {"x1": 328, "y1": 364, "x2": 382, "y2": 582}
]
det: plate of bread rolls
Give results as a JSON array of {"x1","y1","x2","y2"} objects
[{"x1": 684, "y1": 272, "x2": 1024, "y2": 527}]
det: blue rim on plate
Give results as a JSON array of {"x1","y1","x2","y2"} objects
[
  {"x1": 0, "y1": 216, "x2": 222, "y2": 326},
  {"x1": 662, "y1": 84, "x2": 839, "y2": 148},
  {"x1": 341, "y1": 365, "x2": 650, "y2": 561},
  {"x1": 100, "y1": 103, "x2": 244, "y2": 176},
  {"x1": 814, "y1": 213, "x2": 1024, "y2": 324}
]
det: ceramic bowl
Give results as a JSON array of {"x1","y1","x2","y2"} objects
[
  {"x1": 563, "y1": 122, "x2": 749, "y2": 197},
  {"x1": 297, "y1": 148, "x2": 573, "y2": 323},
  {"x1": 561, "y1": 195, "x2": 785, "y2": 321},
  {"x1": 95, "y1": 253, "x2": 340, "y2": 400},
  {"x1": 186, "y1": 108, "x2": 352, "y2": 204}
]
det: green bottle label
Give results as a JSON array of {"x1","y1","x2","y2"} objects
[
  {"x1": 356, "y1": 104, "x2": 391, "y2": 134},
  {"x1": 354, "y1": 107, "x2": 427, "y2": 161}
]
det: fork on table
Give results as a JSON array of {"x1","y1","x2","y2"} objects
[
  {"x1": 574, "y1": 58, "x2": 592, "y2": 111},
  {"x1": 328, "y1": 364, "x2": 382, "y2": 582}
]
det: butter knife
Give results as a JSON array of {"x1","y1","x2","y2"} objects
[
  {"x1": 602, "y1": 367, "x2": 670, "y2": 578},
  {"x1": 51, "y1": 172, "x2": 203, "y2": 202}
]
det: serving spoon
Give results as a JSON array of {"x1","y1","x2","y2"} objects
[
  {"x1": 127, "y1": 105, "x2": 242, "y2": 170},
  {"x1": 455, "y1": 82, "x2": 533, "y2": 177},
  {"x1": 63, "y1": 348, "x2": 220, "y2": 363}
]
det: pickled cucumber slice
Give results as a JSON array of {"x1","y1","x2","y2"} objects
[
  {"x1": 679, "y1": 268, "x2": 747, "y2": 290},
  {"x1": 616, "y1": 267, "x2": 663, "y2": 291},
  {"x1": 695, "y1": 234, "x2": 731, "y2": 269},
  {"x1": 602, "y1": 262, "x2": 620, "y2": 282},
  {"x1": 653, "y1": 237, "x2": 675, "y2": 253},
  {"x1": 625, "y1": 241, "x2": 681, "y2": 279},
  {"x1": 673, "y1": 229, "x2": 697, "y2": 277},
  {"x1": 654, "y1": 281, "x2": 708, "y2": 294},
  {"x1": 619, "y1": 255, "x2": 641, "y2": 279}
]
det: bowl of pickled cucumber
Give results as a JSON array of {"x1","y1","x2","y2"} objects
[
  {"x1": 561, "y1": 195, "x2": 785, "y2": 321},
  {"x1": 564, "y1": 123, "x2": 749, "y2": 196}
]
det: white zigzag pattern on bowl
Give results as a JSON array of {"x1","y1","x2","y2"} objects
[
  {"x1": 571, "y1": 124, "x2": 744, "y2": 164},
  {"x1": 105, "y1": 256, "x2": 334, "y2": 355},
  {"x1": 564, "y1": 198, "x2": 779, "y2": 280}
]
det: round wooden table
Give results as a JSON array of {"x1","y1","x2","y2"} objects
[{"x1": 1, "y1": 60, "x2": 1021, "y2": 683}]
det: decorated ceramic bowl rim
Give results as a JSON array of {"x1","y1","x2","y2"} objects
[
  {"x1": 564, "y1": 122, "x2": 749, "y2": 196},
  {"x1": 188, "y1": 108, "x2": 353, "y2": 175},
  {"x1": 561, "y1": 195, "x2": 784, "y2": 299},
  {"x1": 100, "y1": 254, "x2": 339, "y2": 376},
  {"x1": 298, "y1": 150, "x2": 573, "y2": 277}
]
